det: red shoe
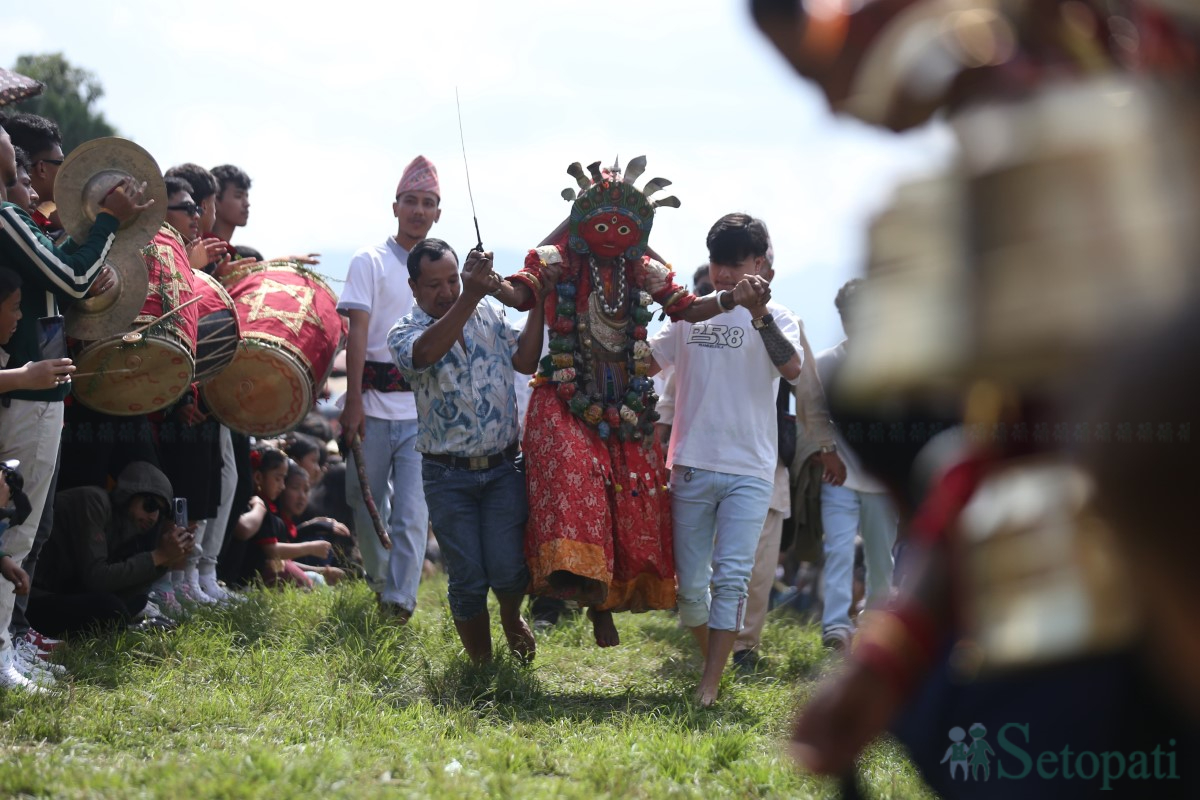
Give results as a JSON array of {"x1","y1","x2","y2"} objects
[{"x1": 23, "y1": 629, "x2": 64, "y2": 654}]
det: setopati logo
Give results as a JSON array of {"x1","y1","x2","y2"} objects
[{"x1": 942, "y1": 723, "x2": 1180, "y2": 791}]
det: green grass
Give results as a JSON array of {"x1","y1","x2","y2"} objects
[{"x1": 0, "y1": 579, "x2": 936, "y2": 799}]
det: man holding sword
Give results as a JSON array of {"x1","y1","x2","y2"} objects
[{"x1": 390, "y1": 240, "x2": 552, "y2": 662}]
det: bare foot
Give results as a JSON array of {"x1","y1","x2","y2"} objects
[
  {"x1": 694, "y1": 684, "x2": 719, "y2": 707},
  {"x1": 503, "y1": 618, "x2": 536, "y2": 664},
  {"x1": 587, "y1": 608, "x2": 620, "y2": 647}
]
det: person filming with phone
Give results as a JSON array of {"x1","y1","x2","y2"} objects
[{"x1": 23, "y1": 461, "x2": 196, "y2": 638}]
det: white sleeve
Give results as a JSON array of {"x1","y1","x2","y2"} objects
[{"x1": 337, "y1": 250, "x2": 376, "y2": 314}]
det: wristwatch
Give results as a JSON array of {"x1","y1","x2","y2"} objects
[
  {"x1": 717, "y1": 290, "x2": 735, "y2": 311},
  {"x1": 751, "y1": 313, "x2": 773, "y2": 330}
]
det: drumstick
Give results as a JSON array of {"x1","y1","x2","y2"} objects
[
  {"x1": 126, "y1": 295, "x2": 204, "y2": 337},
  {"x1": 70, "y1": 368, "x2": 136, "y2": 379},
  {"x1": 350, "y1": 433, "x2": 392, "y2": 551}
]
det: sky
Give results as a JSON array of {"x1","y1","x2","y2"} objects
[{"x1": 3, "y1": 0, "x2": 954, "y2": 350}]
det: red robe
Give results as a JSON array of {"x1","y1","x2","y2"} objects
[{"x1": 512, "y1": 246, "x2": 695, "y2": 612}]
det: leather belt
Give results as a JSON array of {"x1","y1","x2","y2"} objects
[{"x1": 423, "y1": 442, "x2": 519, "y2": 471}]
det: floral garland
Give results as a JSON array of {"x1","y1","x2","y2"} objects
[{"x1": 530, "y1": 251, "x2": 661, "y2": 443}]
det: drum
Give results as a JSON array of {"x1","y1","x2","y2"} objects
[
  {"x1": 202, "y1": 262, "x2": 345, "y2": 437},
  {"x1": 70, "y1": 228, "x2": 200, "y2": 415},
  {"x1": 192, "y1": 270, "x2": 241, "y2": 383}
]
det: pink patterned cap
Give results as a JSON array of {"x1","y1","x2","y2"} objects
[{"x1": 395, "y1": 155, "x2": 440, "y2": 200}]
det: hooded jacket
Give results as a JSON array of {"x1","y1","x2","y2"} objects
[{"x1": 33, "y1": 461, "x2": 173, "y2": 598}]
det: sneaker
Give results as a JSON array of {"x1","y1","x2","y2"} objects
[
  {"x1": 13, "y1": 647, "x2": 57, "y2": 686},
  {"x1": 732, "y1": 649, "x2": 764, "y2": 673},
  {"x1": 199, "y1": 576, "x2": 235, "y2": 603},
  {"x1": 147, "y1": 590, "x2": 183, "y2": 618},
  {"x1": 176, "y1": 581, "x2": 217, "y2": 605},
  {"x1": 23, "y1": 630, "x2": 63, "y2": 653},
  {"x1": 15, "y1": 640, "x2": 65, "y2": 676},
  {"x1": 822, "y1": 627, "x2": 854, "y2": 652},
  {"x1": 0, "y1": 647, "x2": 47, "y2": 694}
]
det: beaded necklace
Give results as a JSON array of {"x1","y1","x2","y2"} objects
[{"x1": 537, "y1": 252, "x2": 659, "y2": 443}]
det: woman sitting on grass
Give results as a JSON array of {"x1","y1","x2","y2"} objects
[{"x1": 232, "y1": 446, "x2": 332, "y2": 589}]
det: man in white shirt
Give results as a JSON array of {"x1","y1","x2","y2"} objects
[
  {"x1": 650, "y1": 213, "x2": 803, "y2": 706},
  {"x1": 337, "y1": 156, "x2": 441, "y2": 622},
  {"x1": 812, "y1": 279, "x2": 898, "y2": 650}
]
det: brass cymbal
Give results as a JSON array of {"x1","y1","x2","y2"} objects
[
  {"x1": 54, "y1": 137, "x2": 167, "y2": 248},
  {"x1": 64, "y1": 238, "x2": 150, "y2": 341}
]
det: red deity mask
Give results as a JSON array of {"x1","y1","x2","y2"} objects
[{"x1": 578, "y1": 212, "x2": 642, "y2": 257}]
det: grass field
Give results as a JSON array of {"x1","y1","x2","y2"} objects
[{"x1": 0, "y1": 578, "x2": 936, "y2": 799}]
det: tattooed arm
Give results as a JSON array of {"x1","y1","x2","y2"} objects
[{"x1": 752, "y1": 306, "x2": 802, "y2": 382}]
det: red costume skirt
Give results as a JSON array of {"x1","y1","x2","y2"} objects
[{"x1": 522, "y1": 384, "x2": 676, "y2": 612}]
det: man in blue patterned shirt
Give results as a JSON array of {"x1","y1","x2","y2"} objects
[{"x1": 389, "y1": 239, "x2": 555, "y2": 663}]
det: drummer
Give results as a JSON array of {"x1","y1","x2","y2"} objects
[
  {"x1": 0, "y1": 116, "x2": 152, "y2": 693},
  {"x1": 164, "y1": 176, "x2": 202, "y2": 243}
]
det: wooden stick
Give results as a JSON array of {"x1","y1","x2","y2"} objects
[
  {"x1": 350, "y1": 433, "x2": 392, "y2": 551},
  {"x1": 128, "y1": 295, "x2": 204, "y2": 336},
  {"x1": 69, "y1": 368, "x2": 136, "y2": 379}
]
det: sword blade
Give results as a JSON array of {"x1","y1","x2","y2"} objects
[{"x1": 455, "y1": 87, "x2": 483, "y2": 251}]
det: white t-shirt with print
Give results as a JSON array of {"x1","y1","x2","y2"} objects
[
  {"x1": 650, "y1": 301, "x2": 803, "y2": 485},
  {"x1": 336, "y1": 237, "x2": 417, "y2": 421}
]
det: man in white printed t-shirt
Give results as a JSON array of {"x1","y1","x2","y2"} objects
[
  {"x1": 337, "y1": 155, "x2": 441, "y2": 622},
  {"x1": 649, "y1": 213, "x2": 803, "y2": 706}
]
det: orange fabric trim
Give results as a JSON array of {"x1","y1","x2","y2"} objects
[{"x1": 596, "y1": 572, "x2": 677, "y2": 613}]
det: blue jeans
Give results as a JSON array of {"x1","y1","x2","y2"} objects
[
  {"x1": 819, "y1": 483, "x2": 898, "y2": 635},
  {"x1": 671, "y1": 465, "x2": 774, "y2": 632},
  {"x1": 421, "y1": 457, "x2": 529, "y2": 621},
  {"x1": 346, "y1": 416, "x2": 428, "y2": 611}
]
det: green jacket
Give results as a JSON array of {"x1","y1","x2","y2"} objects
[{"x1": 0, "y1": 201, "x2": 119, "y2": 402}]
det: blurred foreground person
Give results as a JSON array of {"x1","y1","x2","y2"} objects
[{"x1": 753, "y1": 1, "x2": 1200, "y2": 797}]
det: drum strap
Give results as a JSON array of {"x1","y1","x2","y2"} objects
[{"x1": 362, "y1": 360, "x2": 412, "y2": 393}]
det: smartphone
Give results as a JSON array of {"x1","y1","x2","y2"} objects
[
  {"x1": 38, "y1": 316, "x2": 67, "y2": 361},
  {"x1": 173, "y1": 497, "x2": 188, "y2": 528}
]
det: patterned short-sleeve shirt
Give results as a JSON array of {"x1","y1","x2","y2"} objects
[{"x1": 388, "y1": 298, "x2": 521, "y2": 457}]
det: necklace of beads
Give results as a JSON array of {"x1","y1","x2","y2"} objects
[
  {"x1": 589, "y1": 255, "x2": 627, "y2": 317},
  {"x1": 535, "y1": 252, "x2": 660, "y2": 443}
]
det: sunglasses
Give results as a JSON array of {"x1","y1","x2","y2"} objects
[
  {"x1": 37, "y1": 158, "x2": 65, "y2": 167},
  {"x1": 167, "y1": 202, "x2": 202, "y2": 216}
]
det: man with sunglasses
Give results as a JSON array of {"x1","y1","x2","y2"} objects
[
  {"x1": 164, "y1": 176, "x2": 202, "y2": 242},
  {"x1": 1, "y1": 113, "x2": 64, "y2": 237}
]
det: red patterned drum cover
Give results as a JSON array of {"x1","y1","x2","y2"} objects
[
  {"x1": 71, "y1": 227, "x2": 199, "y2": 416},
  {"x1": 192, "y1": 270, "x2": 241, "y2": 383},
  {"x1": 202, "y1": 263, "x2": 344, "y2": 436}
]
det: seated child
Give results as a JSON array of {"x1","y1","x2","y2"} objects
[
  {"x1": 277, "y1": 461, "x2": 346, "y2": 585},
  {"x1": 232, "y1": 446, "x2": 331, "y2": 589}
]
